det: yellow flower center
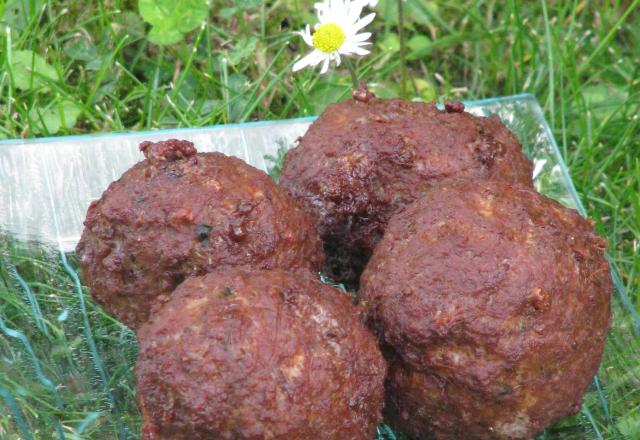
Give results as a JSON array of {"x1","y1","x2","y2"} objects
[{"x1": 312, "y1": 23, "x2": 345, "y2": 53}]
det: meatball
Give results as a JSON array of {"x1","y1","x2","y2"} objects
[
  {"x1": 136, "y1": 268, "x2": 387, "y2": 440},
  {"x1": 76, "y1": 139, "x2": 324, "y2": 329},
  {"x1": 360, "y1": 180, "x2": 611, "y2": 439},
  {"x1": 280, "y1": 85, "x2": 533, "y2": 285}
]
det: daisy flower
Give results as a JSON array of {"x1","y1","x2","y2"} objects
[{"x1": 292, "y1": 0, "x2": 376, "y2": 74}]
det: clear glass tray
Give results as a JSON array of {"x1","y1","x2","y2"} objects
[{"x1": 0, "y1": 94, "x2": 636, "y2": 439}]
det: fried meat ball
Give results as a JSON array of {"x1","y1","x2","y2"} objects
[
  {"x1": 280, "y1": 86, "x2": 533, "y2": 285},
  {"x1": 76, "y1": 139, "x2": 324, "y2": 329},
  {"x1": 136, "y1": 268, "x2": 387, "y2": 440},
  {"x1": 359, "y1": 180, "x2": 611, "y2": 439}
]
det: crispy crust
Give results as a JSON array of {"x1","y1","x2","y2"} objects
[
  {"x1": 136, "y1": 268, "x2": 387, "y2": 440},
  {"x1": 360, "y1": 180, "x2": 611, "y2": 439},
  {"x1": 280, "y1": 87, "x2": 533, "y2": 285},
  {"x1": 76, "y1": 139, "x2": 324, "y2": 329}
]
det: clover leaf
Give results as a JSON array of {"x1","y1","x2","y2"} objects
[
  {"x1": 138, "y1": 0, "x2": 209, "y2": 45},
  {"x1": 1, "y1": 0, "x2": 45, "y2": 31},
  {"x1": 28, "y1": 101, "x2": 82, "y2": 135},
  {"x1": 10, "y1": 50, "x2": 60, "y2": 91}
]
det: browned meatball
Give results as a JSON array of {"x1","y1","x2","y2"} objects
[
  {"x1": 280, "y1": 85, "x2": 533, "y2": 285},
  {"x1": 136, "y1": 268, "x2": 387, "y2": 440},
  {"x1": 76, "y1": 139, "x2": 324, "y2": 329},
  {"x1": 360, "y1": 180, "x2": 611, "y2": 439}
]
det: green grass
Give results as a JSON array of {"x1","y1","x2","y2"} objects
[
  {"x1": 0, "y1": 0, "x2": 639, "y2": 438},
  {"x1": 0, "y1": 238, "x2": 139, "y2": 439}
]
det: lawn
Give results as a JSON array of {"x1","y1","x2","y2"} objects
[{"x1": 1, "y1": 0, "x2": 639, "y2": 439}]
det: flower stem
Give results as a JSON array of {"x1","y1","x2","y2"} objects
[
  {"x1": 398, "y1": 0, "x2": 408, "y2": 99},
  {"x1": 344, "y1": 57, "x2": 360, "y2": 89}
]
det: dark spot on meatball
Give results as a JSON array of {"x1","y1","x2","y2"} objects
[
  {"x1": 220, "y1": 286, "x2": 234, "y2": 298},
  {"x1": 530, "y1": 287, "x2": 551, "y2": 311},
  {"x1": 167, "y1": 169, "x2": 184, "y2": 179},
  {"x1": 473, "y1": 136, "x2": 506, "y2": 168},
  {"x1": 496, "y1": 384, "x2": 513, "y2": 396},
  {"x1": 195, "y1": 224, "x2": 212, "y2": 242},
  {"x1": 278, "y1": 287, "x2": 298, "y2": 306},
  {"x1": 236, "y1": 200, "x2": 254, "y2": 214},
  {"x1": 172, "y1": 273, "x2": 186, "y2": 286},
  {"x1": 229, "y1": 223, "x2": 247, "y2": 242}
]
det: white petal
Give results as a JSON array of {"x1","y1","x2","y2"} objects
[
  {"x1": 344, "y1": 40, "x2": 372, "y2": 49},
  {"x1": 322, "y1": 0, "x2": 340, "y2": 23},
  {"x1": 339, "y1": 43, "x2": 370, "y2": 56},
  {"x1": 302, "y1": 25, "x2": 313, "y2": 46},
  {"x1": 353, "y1": 12, "x2": 375, "y2": 32},
  {"x1": 349, "y1": 32, "x2": 371, "y2": 42},
  {"x1": 335, "y1": 0, "x2": 349, "y2": 14},
  {"x1": 292, "y1": 50, "x2": 323, "y2": 72},
  {"x1": 341, "y1": 39, "x2": 372, "y2": 49},
  {"x1": 326, "y1": 0, "x2": 349, "y2": 26},
  {"x1": 353, "y1": 46, "x2": 371, "y2": 56},
  {"x1": 295, "y1": 25, "x2": 314, "y2": 47},
  {"x1": 315, "y1": 1, "x2": 329, "y2": 23},
  {"x1": 347, "y1": 1, "x2": 365, "y2": 24},
  {"x1": 354, "y1": 0, "x2": 378, "y2": 8},
  {"x1": 320, "y1": 56, "x2": 331, "y2": 74},
  {"x1": 315, "y1": 1, "x2": 328, "y2": 18}
]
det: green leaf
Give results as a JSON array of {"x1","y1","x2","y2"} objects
[
  {"x1": 219, "y1": 7, "x2": 237, "y2": 20},
  {"x1": 237, "y1": 0, "x2": 262, "y2": 11},
  {"x1": 375, "y1": 0, "x2": 438, "y2": 26},
  {"x1": 138, "y1": 0, "x2": 208, "y2": 46},
  {"x1": 406, "y1": 0, "x2": 439, "y2": 27},
  {"x1": 618, "y1": 412, "x2": 640, "y2": 438},
  {"x1": 228, "y1": 37, "x2": 257, "y2": 66},
  {"x1": 227, "y1": 72, "x2": 250, "y2": 94},
  {"x1": 582, "y1": 83, "x2": 629, "y2": 121},
  {"x1": 147, "y1": 26, "x2": 184, "y2": 45},
  {"x1": 28, "y1": 101, "x2": 82, "y2": 135},
  {"x1": 10, "y1": 50, "x2": 60, "y2": 91},
  {"x1": 85, "y1": 54, "x2": 110, "y2": 71},
  {"x1": 369, "y1": 82, "x2": 399, "y2": 99},
  {"x1": 307, "y1": 80, "x2": 350, "y2": 115},
  {"x1": 1, "y1": 0, "x2": 45, "y2": 31},
  {"x1": 407, "y1": 35, "x2": 433, "y2": 60},
  {"x1": 377, "y1": 33, "x2": 400, "y2": 53},
  {"x1": 407, "y1": 32, "x2": 486, "y2": 61},
  {"x1": 64, "y1": 39, "x2": 98, "y2": 62},
  {"x1": 413, "y1": 78, "x2": 437, "y2": 101},
  {"x1": 113, "y1": 11, "x2": 146, "y2": 40},
  {"x1": 212, "y1": 0, "x2": 261, "y2": 19}
]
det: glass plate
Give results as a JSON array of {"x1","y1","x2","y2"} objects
[{"x1": 0, "y1": 94, "x2": 637, "y2": 439}]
